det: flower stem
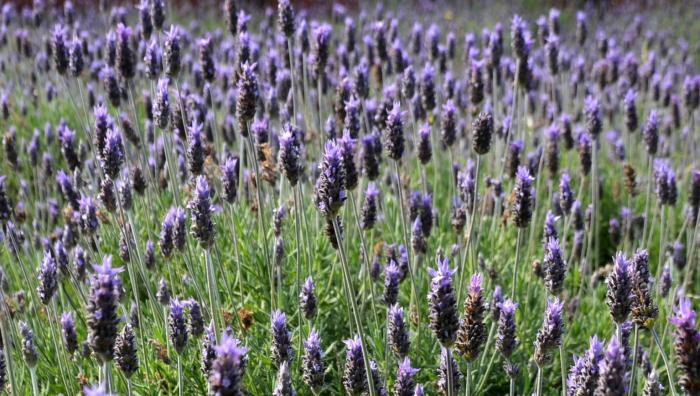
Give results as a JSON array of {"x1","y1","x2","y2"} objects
[
  {"x1": 331, "y1": 217, "x2": 377, "y2": 396},
  {"x1": 651, "y1": 327, "x2": 677, "y2": 396}
]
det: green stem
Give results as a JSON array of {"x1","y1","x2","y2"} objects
[
  {"x1": 651, "y1": 327, "x2": 677, "y2": 396},
  {"x1": 628, "y1": 325, "x2": 639, "y2": 396},
  {"x1": 331, "y1": 217, "x2": 377, "y2": 396},
  {"x1": 511, "y1": 228, "x2": 524, "y2": 298},
  {"x1": 445, "y1": 347, "x2": 455, "y2": 396}
]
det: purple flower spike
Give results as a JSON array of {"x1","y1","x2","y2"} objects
[
  {"x1": 534, "y1": 297, "x2": 564, "y2": 366},
  {"x1": 394, "y1": 357, "x2": 419, "y2": 396},
  {"x1": 209, "y1": 333, "x2": 248, "y2": 395},
  {"x1": 670, "y1": 298, "x2": 700, "y2": 394},
  {"x1": 456, "y1": 273, "x2": 487, "y2": 361},
  {"x1": 314, "y1": 140, "x2": 347, "y2": 218},
  {"x1": 189, "y1": 176, "x2": 216, "y2": 248},
  {"x1": 37, "y1": 250, "x2": 58, "y2": 305},
  {"x1": 607, "y1": 252, "x2": 631, "y2": 324},
  {"x1": 428, "y1": 256, "x2": 459, "y2": 347},
  {"x1": 594, "y1": 336, "x2": 627, "y2": 395}
]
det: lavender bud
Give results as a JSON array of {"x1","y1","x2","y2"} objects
[
  {"x1": 100, "y1": 67, "x2": 121, "y2": 107},
  {"x1": 567, "y1": 335, "x2": 604, "y2": 395},
  {"x1": 52, "y1": 24, "x2": 69, "y2": 74},
  {"x1": 314, "y1": 141, "x2": 347, "y2": 218},
  {"x1": 654, "y1": 159, "x2": 677, "y2": 206},
  {"x1": 61, "y1": 312, "x2": 79, "y2": 356},
  {"x1": 361, "y1": 133, "x2": 381, "y2": 180},
  {"x1": 169, "y1": 298, "x2": 188, "y2": 355},
  {"x1": 271, "y1": 310, "x2": 293, "y2": 367},
  {"x1": 219, "y1": 156, "x2": 240, "y2": 204},
  {"x1": 418, "y1": 123, "x2": 432, "y2": 165},
  {"x1": 510, "y1": 166, "x2": 534, "y2": 228},
  {"x1": 302, "y1": 330, "x2": 325, "y2": 391},
  {"x1": 289, "y1": 272, "x2": 312, "y2": 319},
  {"x1": 630, "y1": 249, "x2": 657, "y2": 328},
  {"x1": 115, "y1": 24, "x2": 135, "y2": 79},
  {"x1": 115, "y1": 323, "x2": 138, "y2": 377},
  {"x1": 19, "y1": 322, "x2": 38, "y2": 368},
  {"x1": 157, "y1": 278, "x2": 171, "y2": 305},
  {"x1": 472, "y1": 111, "x2": 494, "y2": 155},
  {"x1": 440, "y1": 100, "x2": 457, "y2": 148},
  {"x1": 534, "y1": 297, "x2": 564, "y2": 366},
  {"x1": 394, "y1": 357, "x2": 419, "y2": 396},
  {"x1": 236, "y1": 62, "x2": 258, "y2": 124},
  {"x1": 428, "y1": 256, "x2": 459, "y2": 347},
  {"x1": 383, "y1": 102, "x2": 405, "y2": 161},
  {"x1": 343, "y1": 336, "x2": 367, "y2": 395},
  {"x1": 456, "y1": 273, "x2": 487, "y2": 361},
  {"x1": 360, "y1": 183, "x2": 380, "y2": 231},
  {"x1": 496, "y1": 299, "x2": 519, "y2": 359},
  {"x1": 383, "y1": 260, "x2": 401, "y2": 306},
  {"x1": 606, "y1": 252, "x2": 632, "y2": 324},
  {"x1": 87, "y1": 256, "x2": 122, "y2": 362},
  {"x1": 578, "y1": 130, "x2": 592, "y2": 176},
  {"x1": 37, "y1": 250, "x2": 58, "y2": 305},
  {"x1": 189, "y1": 176, "x2": 216, "y2": 248},
  {"x1": 543, "y1": 238, "x2": 566, "y2": 295},
  {"x1": 278, "y1": 125, "x2": 303, "y2": 186},
  {"x1": 670, "y1": 298, "x2": 700, "y2": 394},
  {"x1": 164, "y1": 26, "x2": 181, "y2": 78},
  {"x1": 594, "y1": 336, "x2": 628, "y2": 395},
  {"x1": 69, "y1": 36, "x2": 83, "y2": 77},
  {"x1": 506, "y1": 140, "x2": 524, "y2": 179},
  {"x1": 209, "y1": 333, "x2": 248, "y2": 395},
  {"x1": 643, "y1": 110, "x2": 659, "y2": 156},
  {"x1": 437, "y1": 348, "x2": 460, "y2": 395},
  {"x1": 312, "y1": 24, "x2": 331, "y2": 79},
  {"x1": 388, "y1": 304, "x2": 410, "y2": 358}
]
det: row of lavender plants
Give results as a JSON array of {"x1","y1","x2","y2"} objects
[{"x1": 0, "y1": 0, "x2": 699, "y2": 395}]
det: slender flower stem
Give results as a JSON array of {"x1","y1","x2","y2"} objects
[
  {"x1": 205, "y1": 248, "x2": 220, "y2": 337},
  {"x1": 349, "y1": 191, "x2": 379, "y2": 328},
  {"x1": 178, "y1": 354, "x2": 184, "y2": 396},
  {"x1": 30, "y1": 368, "x2": 38, "y2": 396},
  {"x1": 559, "y1": 344, "x2": 566, "y2": 396},
  {"x1": 511, "y1": 228, "x2": 524, "y2": 298},
  {"x1": 293, "y1": 185, "x2": 304, "y2": 358},
  {"x1": 458, "y1": 155, "x2": 481, "y2": 305},
  {"x1": 393, "y1": 160, "x2": 420, "y2": 328},
  {"x1": 128, "y1": 379, "x2": 133, "y2": 396},
  {"x1": 476, "y1": 350, "x2": 497, "y2": 393},
  {"x1": 246, "y1": 130, "x2": 275, "y2": 310},
  {"x1": 445, "y1": 347, "x2": 455, "y2": 396},
  {"x1": 331, "y1": 217, "x2": 377, "y2": 396},
  {"x1": 465, "y1": 361, "x2": 472, "y2": 396},
  {"x1": 651, "y1": 327, "x2": 677, "y2": 396},
  {"x1": 628, "y1": 324, "x2": 640, "y2": 396},
  {"x1": 535, "y1": 365, "x2": 543, "y2": 396}
]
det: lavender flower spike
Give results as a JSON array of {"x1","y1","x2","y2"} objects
[
  {"x1": 388, "y1": 304, "x2": 411, "y2": 358},
  {"x1": 456, "y1": 273, "x2": 487, "y2": 361},
  {"x1": 606, "y1": 252, "x2": 631, "y2": 324},
  {"x1": 670, "y1": 298, "x2": 700, "y2": 394},
  {"x1": 37, "y1": 250, "x2": 58, "y2": 305},
  {"x1": 209, "y1": 333, "x2": 248, "y2": 395},
  {"x1": 428, "y1": 256, "x2": 459, "y2": 347},
  {"x1": 343, "y1": 335, "x2": 367, "y2": 395},
  {"x1": 314, "y1": 140, "x2": 347, "y2": 218},
  {"x1": 271, "y1": 310, "x2": 293, "y2": 367},
  {"x1": 534, "y1": 297, "x2": 564, "y2": 366},
  {"x1": 566, "y1": 335, "x2": 603, "y2": 395},
  {"x1": 189, "y1": 175, "x2": 216, "y2": 248},
  {"x1": 394, "y1": 357, "x2": 419, "y2": 396},
  {"x1": 510, "y1": 166, "x2": 534, "y2": 228},
  {"x1": 543, "y1": 238, "x2": 566, "y2": 295},
  {"x1": 594, "y1": 336, "x2": 627, "y2": 395},
  {"x1": 302, "y1": 330, "x2": 325, "y2": 391},
  {"x1": 87, "y1": 256, "x2": 123, "y2": 363}
]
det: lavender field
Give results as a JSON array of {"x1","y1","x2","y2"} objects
[{"x1": 1, "y1": 0, "x2": 700, "y2": 395}]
